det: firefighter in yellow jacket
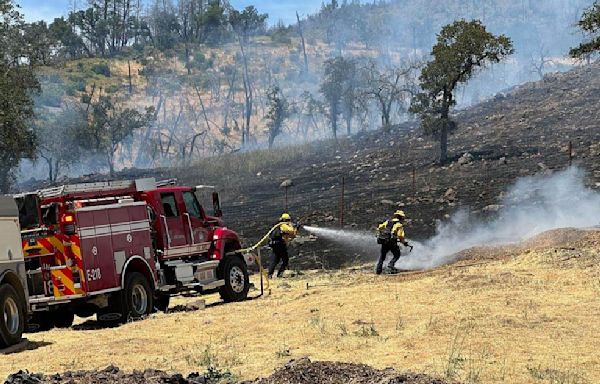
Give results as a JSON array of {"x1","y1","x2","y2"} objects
[
  {"x1": 268, "y1": 213, "x2": 298, "y2": 278},
  {"x1": 376, "y1": 210, "x2": 410, "y2": 274}
]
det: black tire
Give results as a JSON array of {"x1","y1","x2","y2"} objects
[
  {"x1": 122, "y1": 272, "x2": 153, "y2": 321},
  {"x1": 0, "y1": 284, "x2": 25, "y2": 347},
  {"x1": 219, "y1": 257, "x2": 250, "y2": 303},
  {"x1": 52, "y1": 311, "x2": 75, "y2": 329},
  {"x1": 154, "y1": 293, "x2": 170, "y2": 312},
  {"x1": 28, "y1": 312, "x2": 54, "y2": 332}
]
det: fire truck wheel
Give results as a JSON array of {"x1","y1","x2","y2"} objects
[
  {"x1": 154, "y1": 294, "x2": 170, "y2": 312},
  {"x1": 123, "y1": 272, "x2": 154, "y2": 319},
  {"x1": 52, "y1": 311, "x2": 75, "y2": 329},
  {"x1": 28, "y1": 312, "x2": 54, "y2": 332},
  {"x1": 0, "y1": 284, "x2": 25, "y2": 347},
  {"x1": 219, "y1": 257, "x2": 249, "y2": 303}
]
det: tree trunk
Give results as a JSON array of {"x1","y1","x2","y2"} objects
[
  {"x1": 439, "y1": 121, "x2": 448, "y2": 164},
  {"x1": 346, "y1": 114, "x2": 352, "y2": 136},
  {"x1": 296, "y1": 11, "x2": 309, "y2": 74},
  {"x1": 44, "y1": 157, "x2": 53, "y2": 183},
  {"x1": 108, "y1": 150, "x2": 116, "y2": 177},
  {"x1": 54, "y1": 159, "x2": 60, "y2": 183},
  {"x1": 128, "y1": 60, "x2": 133, "y2": 94},
  {"x1": 331, "y1": 106, "x2": 338, "y2": 139}
]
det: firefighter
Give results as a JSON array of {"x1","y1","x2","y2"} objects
[
  {"x1": 376, "y1": 210, "x2": 410, "y2": 275},
  {"x1": 268, "y1": 213, "x2": 298, "y2": 278}
]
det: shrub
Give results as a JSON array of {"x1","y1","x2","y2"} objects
[{"x1": 91, "y1": 63, "x2": 111, "y2": 77}]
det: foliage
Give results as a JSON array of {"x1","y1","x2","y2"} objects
[
  {"x1": 91, "y1": 62, "x2": 111, "y2": 77},
  {"x1": 229, "y1": 5, "x2": 268, "y2": 44},
  {"x1": 570, "y1": 1, "x2": 600, "y2": 59},
  {"x1": 265, "y1": 85, "x2": 289, "y2": 148},
  {"x1": 319, "y1": 57, "x2": 357, "y2": 138},
  {"x1": 361, "y1": 60, "x2": 420, "y2": 131},
  {"x1": 410, "y1": 20, "x2": 513, "y2": 163},
  {"x1": 0, "y1": 0, "x2": 40, "y2": 192},
  {"x1": 32, "y1": 104, "x2": 86, "y2": 182},
  {"x1": 77, "y1": 95, "x2": 155, "y2": 175}
]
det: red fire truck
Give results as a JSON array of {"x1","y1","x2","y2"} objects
[{"x1": 15, "y1": 178, "x2": 251, "y2": 329}]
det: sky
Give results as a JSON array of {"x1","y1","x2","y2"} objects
[{"x1": 16, "y1": 0, "x2": 325, "y2": 25}]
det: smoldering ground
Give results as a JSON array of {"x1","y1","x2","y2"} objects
[{"x1": 304, "y1": 167, "x2": 600, "y2": 270}]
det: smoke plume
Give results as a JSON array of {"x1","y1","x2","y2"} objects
[{"x1": 306, "y1": 167, "x2": 600, "y2": 271}]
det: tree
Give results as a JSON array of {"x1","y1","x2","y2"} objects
[
  {"x1": 33, "y1": 105, "x2": 86, "y2": 182},
  {"x1": 78, "y1": 96, "x2": 155, "y2": 175},
  {"x1": 265, "y1": 85, "x2": 289, "y2": 149},
  {"x1": 229, "y1": 5, "x2": 268, "y2": 146},
  {"x1": 319, "y1": 57, "x2": 357, "y2": 138},
  {"x1": 410, "y1": 20, "x2": 513, "y2": 163},
  {"x1": 0, "y1": 0, "x2": 40, "y2": 192},
  {"x1": 570, "y1": 1, "x2": 600, "y2": 59},
  {"x1": 362, "y1": 60, "x2": 419, "y2": 132}
]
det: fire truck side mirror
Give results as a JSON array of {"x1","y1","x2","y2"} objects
[{"x1": 212, "y1": 192, "x2": 222, "y2": 218}]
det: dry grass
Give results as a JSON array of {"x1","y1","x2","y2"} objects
[{"x1": 2, "y1": 237, "x2": 599, "y2": 383}]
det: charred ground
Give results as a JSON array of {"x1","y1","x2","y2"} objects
[{"x1": 20, "y1": 62, "x2": 600, "y2": 269}]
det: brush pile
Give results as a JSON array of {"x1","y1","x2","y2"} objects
[
  {"x1": 4, "y1": 359, "x2": 457, "y2": 384},
  {"x1": 245, "y1": 357, "x2": 455, "y2": 384}
]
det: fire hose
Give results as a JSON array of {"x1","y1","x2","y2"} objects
[{"x1": 227, "y1": 222, "x2": 288, "y2": 296}]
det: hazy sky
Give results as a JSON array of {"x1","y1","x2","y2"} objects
[{"x1": 16, "y1": 0, "x2": 325, "y2": 25}]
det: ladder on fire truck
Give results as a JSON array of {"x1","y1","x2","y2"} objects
[{"x1": 35, "y1": 178, "x2": 178, "y2": 199}]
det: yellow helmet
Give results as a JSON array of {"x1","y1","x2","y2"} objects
[
  {"x1": 280, "y1": 213, "x2": 291, "y2": 221},
  {"x1": 394, "y1": 210, "x2": 406, "y2": 218}
]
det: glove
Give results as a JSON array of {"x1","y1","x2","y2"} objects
[{"x1": 403, "y1": 241, "x2": 409, "y2": 247}]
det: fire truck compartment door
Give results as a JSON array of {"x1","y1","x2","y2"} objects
[{"x1": 77, "y1": 208, "x2": 119, "y2": 292}]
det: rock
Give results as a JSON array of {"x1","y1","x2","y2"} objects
[
  {"x1": 185, "y1": 299, "x2": 206, "y2": 311},
  {"x1": 277, "y1": 282, "x2": 292, "y2": 289},
  {"x1": 537, "y1": 162, "x2": 548, "y2": 170},
  {"x1": 324, "y1": 215, "x2": 335, "y2": 222},
  {"x1": 380, "y1": 199, "x2": 395, "y2": 206},
  {"x1": 443, "y1": 188, "x2": 456, "y2": 199},
  {"x1": 458, "y1": 152, "x2": 474, "y2": 165},
  {"x1": 482, "y1": 204, "x2": 503, "y2": 212},
  {"x1": 280, "y1": 179, "x2": 293, "y2": 188},
  {"x1": 499, "y1": 157, "x2": 507, "y2": 164},
  {"x1": 256, "y1": 171, "x2": 262, "y2": 177}
]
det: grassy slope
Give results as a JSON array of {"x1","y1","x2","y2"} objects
[{"x1": 2, "y1": 229, "x2": 599, "y2": 383}]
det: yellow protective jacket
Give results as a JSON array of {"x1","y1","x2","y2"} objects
[
  {"x1": 278, "y1": 222, "x2": 298, "y2": 243},
  {"x1": 377, "y1": 220, "x2": 405, "y2": 243}
]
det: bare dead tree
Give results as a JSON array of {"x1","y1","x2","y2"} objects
[
  {"x1": 296, "y1": 11, "x2": 309, "y2": 74},
  {"x1": 361, "y1": 60, "x2": 420, "y2": 132},
  {"x1": 530, "y1": 46, "x2": 553, "y2": 80}
]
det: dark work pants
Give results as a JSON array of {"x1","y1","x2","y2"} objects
[
  {"x1": 376, "y1": 243, "x2": 401, "y2": 274},
  {"x1": 268, "y1": 243, "x2": 289, "y2": 277}
]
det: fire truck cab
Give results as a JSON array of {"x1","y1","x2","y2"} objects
[{"x1": 16, "y1": 178, "x2": 249, "y2": 330}]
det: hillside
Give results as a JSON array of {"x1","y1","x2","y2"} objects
[
  {"x1": 27, "y1": 60, "x2": 600, "y2": 270},
  {"x1": 154, "y1": 61, "x2": 600, "y2": 268},
  {"x1": 3, "y1": 228, "x2": 600, "y2": 383}
]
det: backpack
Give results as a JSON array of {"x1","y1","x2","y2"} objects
[
  {"x1": 269, "y1": 226, "x2": 284, "y2": 246},
  {"x1": 377, "y1": 220, "x2": 394, "y2": 245}
]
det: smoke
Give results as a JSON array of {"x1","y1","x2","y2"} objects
[{"x1": 305, "y1": 167, "x2": 600, "y2": 271}]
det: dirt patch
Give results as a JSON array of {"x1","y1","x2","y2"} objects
[{"x1": 245, "y1": 357, "x2": 456, "y2": 384}]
